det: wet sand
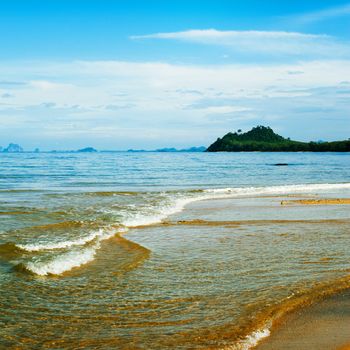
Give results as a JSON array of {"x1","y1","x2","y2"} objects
[
  {"x1": 256, "y1": 288, "x2": 350, "y2": 350},
  {"x1": 255, "y1": 197, "x2": 350, "y2": 350},
  {"x1": 178, "y1": 195, "x2": 350, "y2": 350},
  {"x1": 281, "y1": 198, "x2": 350, "y2": 205}
]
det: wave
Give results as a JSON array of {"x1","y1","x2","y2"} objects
[
  {"x1": 224, "y1": 326, "x2": 271, "y2": 350},
  {"x1": 122, "y1": 182, "x2": 350, "y2": 228},
  {"x1": 242, "y1": 327, "x2": 271, "y2": 349},
  {"x1": 16, "y1": 227, "x2": 124, "y2": 252},
  {"x1": 204, "y1": 183, "x2": 350, "y2": 196},
  {"x1": 21, "y1": 244, "x2": 99, "y2": 276},
  {"x1": 3, "y1": 227, "x2": 127, "y2": 276},
  {"x1": 11, "y1": 182, "x2": 350, "y2": 276},
  {"x1": 121, "y1": 197, "x2": 196, "y2": 227},
  {"x1": 10, "y1": 227, "x2": 128, "y2": 276}
]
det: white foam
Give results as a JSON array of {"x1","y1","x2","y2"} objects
[
  {"x1": 204, "y1": 183, "x2": 350, "y2": 196},
  {"x1": 122, "y1": 197, "x2": 194, "y2": 227},
  {"x1": 24, "y1": 244, "x2": 99, "y2": 276},
  {"x1": 16, "y1": 227, "x2": 124, "y2": 252},
  {"x1": 22, "y1": 182, "x2": 350, "y2": 276},
  {"x1": 122, "y1": 183, "x2": 350, "y2": 228},
  {"x1": 222, "y1": 325, "x2": 271, "y2": 350},
  {"x1": 17, "y1": 227, "x2": 128, "y2": 275},
  {"x1": 242, "y1": 327, "x2": 271, "y2": 349}
]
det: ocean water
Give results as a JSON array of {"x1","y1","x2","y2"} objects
[{"x1": 0, "y1": 152, "x2": 350, "y2": 349}]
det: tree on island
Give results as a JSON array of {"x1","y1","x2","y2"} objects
[{"x1": 206, "y1": 126, "x2": 350, "y2": 152}]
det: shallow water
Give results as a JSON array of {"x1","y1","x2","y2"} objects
[{"x1": 0, "y1": 152, "x2": 350, "y2": 349}]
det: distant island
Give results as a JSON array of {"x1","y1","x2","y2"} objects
[
  {"x1": 206, "y1": 126, "x2": 350, "y2": 152},
  {"x1": 0, "y1": 143, "x2": 206, "y2": 153},
  {"x1": 77, "y1": 147, "x2": 97, "y2": 153},
  {"x1": 6, "y1": 128, "x2": 350, "y2": 153},
  {"x1": 127, "y1": 146, "x2": 206, "y2": 153},
  {"x1": 0, "y1": 143, "x2": 99, "y2": 153},
  {"x1": 2, "y1": 143, "x2": 24, "y2": 153}
]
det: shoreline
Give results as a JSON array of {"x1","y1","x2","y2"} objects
[
  {"x1": 255, "y1": 287, "x2": 350, "y2": 350},
  {"x1": 169, "y1": 194, "x2": 350, "y2": 350},
  {"x1": 2, "y1": 187, "x2": 350, "y2": 349},
  {"x1": 128, "y1": 193, "x2": 350, "y2": 350},
  {"x1": 227, "y1": 274, "x2": 350, "y2": 350},
  {"x1": 281, "y1": 198, "x2": 350, "y2": 205}
]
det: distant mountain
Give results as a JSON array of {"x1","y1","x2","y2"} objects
[
  {"x1": 156, "y1": 147, "x2": 178, "y2": 152},
  {"x1": 156, "y1": 146, "x2": 206, "y2": 152},
  {"x1": 179, "y1": 146, "x2": 206, "y2": 152},
  {"x1": 3, "y1": 143, "x2": 24, "y2": 153},
  {"x1": 128, "y1": 146, "x2": 206, "y2": 153},
  {"x1": 77, "y1": 147, "x2": 97, "y2": 153},
  {"x1": 207, "y1": 126, "x2": 350, "y2": 152},
  {"x1": 127, "y1": 149, "x2": 146, "y2": 153}
]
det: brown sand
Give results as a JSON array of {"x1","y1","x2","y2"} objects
[
  {"x1": 281, "y1": 198, "x2": 350, "y2": 205},
  {"x1": 337, "y1": 345, "x2": 350, "y2": 350},
  {"x1": 135, "y1": 218, "x2": 350, "y2": 229},
  {"x1": 256, "y1": 289, "x2": 350, "y2": 350}
]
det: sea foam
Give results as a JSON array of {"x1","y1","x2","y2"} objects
[
  {"x1": 122, "y1": 182, "x2": 350, "y2": 228},
  {"x1": 16, "y1": 227, "x2": 122, "y2": 252},
  {"x1": 122, "y1": 197, "x2": 196, "y2": 227},
  {"x1": 204, "y1": 183, "x2": 350, "y2": 196},
  {"x1": 222, "y1": 324, "x2": 271, "y2": 350},
  {"x1": 24, "y1": 244, "x2": 99, "y2": 276},
  {"x1": 23, "y1": 182, "x2": 350, "y2": 276}
]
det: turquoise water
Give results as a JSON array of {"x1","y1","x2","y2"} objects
[
  {"x1": 1, "y1": 152, "x2": 350, "y2": 191},
  {"x1": 0, "y1": 152, "x2": 350, "y2": 349},
  {"x1": 1, "y1": 151, "x2": 350, "y2": 275}
]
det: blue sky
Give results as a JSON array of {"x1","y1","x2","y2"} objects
[{"x1": 0, "y1": 0, "x2": 350, "y2": 150}]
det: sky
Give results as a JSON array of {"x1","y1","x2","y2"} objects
[{"x1": 0, "y1": 0, "x2": 350, "y2": 150}]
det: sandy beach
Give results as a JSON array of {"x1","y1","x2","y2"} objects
[
  {"x1": 148, "y1": 193, "x2": 350, "y2": 349},
  {"x1": 281, "y1": 198, "x2": 350, "y2": 205},
  {"x1": 256, "y1": 288, "x2": 350, "y2": 350}
]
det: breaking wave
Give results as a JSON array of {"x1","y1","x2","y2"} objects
[
  {"x1": 10, "y1": 182, "x2": 350, "y2": 276},
  {"x1": 16, "y1": 227, "x2": 124, "y2": 252},
  {"x1": 203, "y1": 183, "x2": 350, "y2": 196},
  {"x1": 225, "y1": 326, "x2": 271, "y2": 350},
  {"x1": 122, "y1": 182, "x2": 350, "y2": 227},
  {"x1": 21, "y1": 244, "x2": 99, "y2": 276}
]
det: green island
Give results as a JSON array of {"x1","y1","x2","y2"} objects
[{"x1": 206, "y1": 126, "x2": 350, "y2": 152}]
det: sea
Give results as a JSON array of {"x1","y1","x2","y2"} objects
[{"x1": 0, "y1": 151, "x2": 349, "y2": 349}]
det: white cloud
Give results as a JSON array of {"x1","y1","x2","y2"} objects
[
  {"x1": 0, "y1": 59, "x2": 350, "y2": 148},
  {"x1": 130, "y1": 29, "x2": 350, "y2": 57},
  {"x1": 29, "y1": 80, "x2": 72, "y2": 90},
  {"x1": 292, "y1": 3, "x2": 350, "y2": 24},
  {"x1": 197, "y1": 106, "x2": 252, "y2": 115},
  {"x1": 131, "y1": 29, "x2": 324, "y2": 41}
]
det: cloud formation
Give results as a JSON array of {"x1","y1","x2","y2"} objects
[
  {"x1": 292, "y1": 3, "x2": 350, "y2": 24},
  {"x1": 131, "y1": 29, "x2": 323, "y2": 41},
  {"x1": 131, "y1": 29, "x2": 350, "y2": 57},
  {"x1": 0, "y1": 59, "x2": 349, "y2": 148}
]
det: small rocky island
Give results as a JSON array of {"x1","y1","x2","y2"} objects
[
  {"x1": 206, "y1": 126, "x2": 350, "y2": 152},
  {"x1": 77, "y1": 147, "x2": 97, "y2": 153},
  {"x1": 127, "y1": 146, "x2": 206, "y2": 153},
  {"x1": 2, "y1": 143, "x2": 24, "y2": 153}
]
